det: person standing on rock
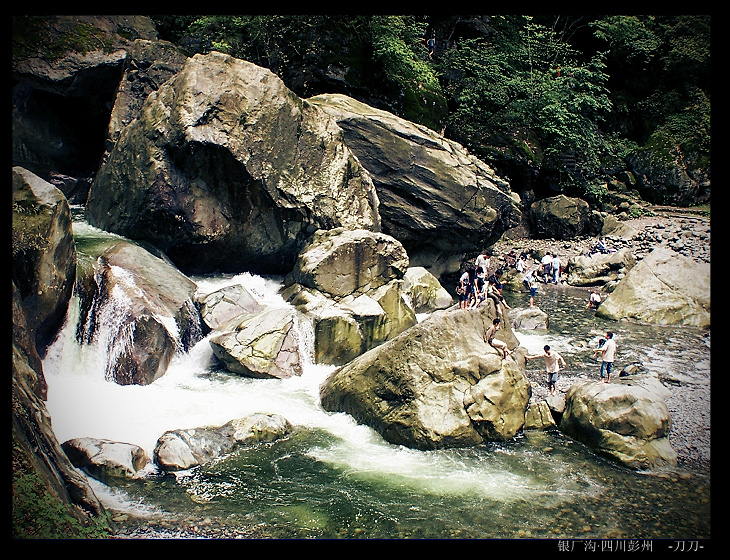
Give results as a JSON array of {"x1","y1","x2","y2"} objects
[
  {"x1": 475, "y1": 249, "x2": 491, "y2": 277},
  {"x1": 523, "y1": 269, "x2": 538, "y2": 307},
  {"x1": 458, "y1": 266, "x2": 472, "y2": 309},
  {"x1": 483, "y1": 317, "x2": 512, "y2": 360},
  {"x1": 597, "y1": 331, "x2": 617, "y2": 382},
  {"x1": 526, "y1": 345, "x2": 566, "y2": 396},
  {"x1": 552, "y1": 253, "x2": 562, "y2": 284}
]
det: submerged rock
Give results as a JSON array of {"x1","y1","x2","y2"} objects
[{"x1": 154, "y1": 413, "x2": 294, "y2": 471}]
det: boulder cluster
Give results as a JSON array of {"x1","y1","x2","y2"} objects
[{"x1": 12, "y1": 17, "x2": 710, "y2": 528}]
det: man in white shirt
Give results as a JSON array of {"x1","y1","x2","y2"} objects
[
  {"x1": 541, "y1": 253, "x2": 553, "y2": 283},
  {"x1": 475, "y1": 250, "x2": 491, "y2": 277},
  {"x1": 526, "y1": 344, "x2": 566, "y2": 396},
  {"x1": 598, "y1": 331, "x2": 617, "y2": 382}
]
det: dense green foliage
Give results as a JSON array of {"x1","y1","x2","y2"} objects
[{"x1": 12, "y1": 436, "x2": 113, "y2": 539}]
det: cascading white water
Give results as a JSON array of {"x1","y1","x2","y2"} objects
[
  {"x1": 40, "y1": 239, "x2": 711, "y2": 538},
  {"x1": 43, "y1": 270, "x2": 556, "y2": 506}
]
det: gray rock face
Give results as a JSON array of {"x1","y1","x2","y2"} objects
[
  {"x1": 402, "y1": 266, "x2": 453, "y2": 314},
  {"x1": 286, "y1": 227, "x2": 409, "y2": 298},
  {"x1": 61, "y1": 437, "x2": 149, "y2": 481},
  {"x1": 560, "y1": 379, "x2": 677, "y2": 470},
  {"x1": 154, "y1": 413, "x2": 294, "y2": 471},
  {"x1": 597, "y1": 247, "x2": 710, "y2": 327},
  {"x1": 209, "y1": 307, "x2": 304, "y2": 379},
  {"x1": 508, "y1": 306, "x2": 549, "y2": 330},
  {"x1": 320, "y1": 306, "x2": 528, "y2": 450},
  {"x1": 530, "y1": 194, "x2": 603, "y2": 240},
  {"x1": 12, "y1": 16, "x2": 159, "y2": 181},
  {"x1": 196, "y1": 283, "x2": 263, "y2": 332},
  {"x1": 12, "y1": 167, "x2": 77, "y2": 356},
  {"x1": 86, "y1": 52, "x2": 380, "y2": 275},
  {"x1": 283, "y1": 228, "x2": 417, "y2": 365},
  {"x1": 13, "y1": 283, "x2": 104, "y2": 518},
  {"x1": 308, "y1": 93, "x2": 520, "y2": 276},
  {"x1": 566, "y1": 248, "x2": 637, "y2": 287},
  {"x1": 77, "y1": 239, "x2": 202, "y2": 385}
]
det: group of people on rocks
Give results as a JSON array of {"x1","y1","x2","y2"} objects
[
  {"x1": 457, "y1": 249, "x2": 512, "y2": 316},
  {"x1": 458, "y1": 246, "x2": 616, "y2": 396}
]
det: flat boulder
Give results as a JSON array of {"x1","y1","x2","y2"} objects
[
  {"x1": 154, "y1": 413, "x2": 293, "y2": 471},
  {"x1": 209, "y1": 306, "x2": 304, "y2": 379},
  {"x1": 62, "y1": 437, "x2": 149, "y2": 482}
]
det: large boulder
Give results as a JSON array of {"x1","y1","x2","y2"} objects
[
  {"x1": 61, "y1": 437, "x2": 149, "y2": 482},
  {"x1": 596, "y1": 247, "x2": 710, "y2": 327},
  {"x1": 283, "y1": 228, "x2": 417, "y2": 365},
  {"x1": 12, "y1": 167, "x2": 77, "y2": 357},
  {"x1": 86, "y1": 52, "x2": 380, "y2": 275},
  {"x1": 76, "y1": 238, "x2": 202, "y2": 385},
  {"x1": 308, "y1": 93, "x2": 520, "y2": 278},
  {"x1": 320, "y1": 306, "x2": 528, "y2": 450},
  {"x1": 286, "y1": 227, "x2": 409, "y2": 298},
  {"x1": 565, "y1": 248, "x2": 637, "y2": 287},
  {"x1": 559, "y1": 379, "x2": 677, "y2": 470},
  {"x1": 209, "y1": 306, "x2": 304, "y2": 379},
  {"x1": 402, "y1": 266, "x2": 453, "y2": 314},
  {"x1": 530, "y1": 194, "x2": 603, "y2": 240},
  {"x1": 154, "y1": 413, "x2": 293, "y2": 471}
]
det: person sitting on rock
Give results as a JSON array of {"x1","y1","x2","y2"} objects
[{"x1": 483, "y1": 317, "x2": 512, "y2": 360}]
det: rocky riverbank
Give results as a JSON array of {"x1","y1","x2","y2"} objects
[
  {"x1": 489, "y1": 207, "x2": 710, "y2": 271},
  {"x1": 112, "y1": 209, "x2": 711, "y2": 539},
  {"x1": 493, "y1": 207, "x2": 711, "y2": 475}
]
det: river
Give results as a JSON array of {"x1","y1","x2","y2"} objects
[{"x1": 42, "y1": 219, "x2": 711, "y2": 542}]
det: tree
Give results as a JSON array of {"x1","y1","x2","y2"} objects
[{"x1": 439, "y1": 16, "x2": 613, "y2": 194}]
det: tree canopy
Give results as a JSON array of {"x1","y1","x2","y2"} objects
[{"x1": 150, "y1": 14, "x2": 710, "y2": 203}]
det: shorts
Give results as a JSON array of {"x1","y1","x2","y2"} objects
[
  {"x1": 548, "y1": 372, "x2": 558, "y2": 385},
  {"x1": 530, "y1": 287, "x2": 536, "y2": 298}
]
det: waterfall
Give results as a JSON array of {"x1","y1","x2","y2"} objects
[{"x1": 44, "y1": 271, "x2": 545, "y2": 501}]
